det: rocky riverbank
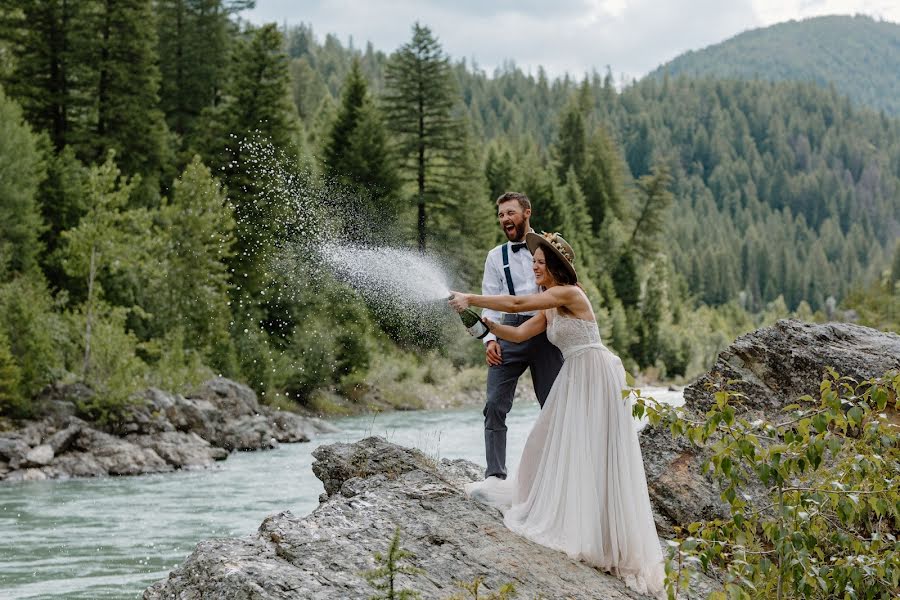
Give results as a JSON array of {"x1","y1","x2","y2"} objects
[
  {"x1": 639, "y1": 319, "x2": 900, "y2": 533},
  {"x1": 0, "y1": 377, "x2": 337, "y2": 482}
]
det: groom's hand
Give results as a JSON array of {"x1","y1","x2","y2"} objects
[{"x1": 485, "y1": 340, "x2": 502, "y2": 366}]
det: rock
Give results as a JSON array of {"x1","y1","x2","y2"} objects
[
  {"x1": 264, "y1": 409, "x2": 313, "y2": 443},
  {"x1": 219, "y1": 415, "x2": 278, "y2": 451},
  {"x1": 129, "y1": 431, "x2": 228, "y2": 469},
  {"x1": 0, "y1": 435, "x2": 29, "y2": 465},
  {"x1": 0, "y1": 460, "x2": 9, "y2": 478},
  {"x1": 5, "y1": 467, "x2": 48, "y2": 482},
  {"x1": 46, "y1": 421, "x2": 83, "y2": 454},
  {"x1": 640, "y1": 319, "x2": 900, "y2": 532},
  {"x1": 49, "y1": 452, "x2": 108, "y2": 478},
  {"x1": 684, "y1": 319, "x2": 900, "y2": 414},
  {"x1": 119, "y1": 389, "x2": 176, "y2": 435},
  {"x1": 23, "y1": 444, "x2": 54, "y2": 467},
  {"x1": 1, "y1": 377, "x2": 326, "y2": 483},
  {"x1": 188, "y1": 377, "x2": 260, "y2": 417},
  {"x1": 75, "y1": 429, "x2": 171, "y2": 476},
  {"x1": 146, "y1": 437, "x2": 681, "y2": 599}
]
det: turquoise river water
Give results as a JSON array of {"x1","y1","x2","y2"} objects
[{"x1": 0, "y1": 388, "x2": 682, "y2": 599}]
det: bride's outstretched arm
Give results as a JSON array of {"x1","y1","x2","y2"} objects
[
  {"x1": 483, "y1": 312, "x2": 547, "y2": 344},
  {"x1": 449, "y1": 286, "x2": 577, "y2": 313}
]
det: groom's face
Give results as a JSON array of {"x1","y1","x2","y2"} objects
[{"x1": 497, "y1": 200, "x2": 531, "y2": 242}]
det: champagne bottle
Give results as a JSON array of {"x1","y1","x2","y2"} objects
[{"x1": 449, "y1": 295, "x2": 490, "y2": 339}]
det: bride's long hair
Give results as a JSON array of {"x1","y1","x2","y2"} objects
[{"x1": 541, "y1": 248, "x2": 578, "y2": 289}]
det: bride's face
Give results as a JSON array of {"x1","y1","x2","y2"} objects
[{"x1": 532, "y1": 248, "x2": 554, "y2": 287}]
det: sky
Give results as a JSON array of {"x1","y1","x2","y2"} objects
[{"x1": 240, "y1": 0, "x2": 900, "y2": 82}]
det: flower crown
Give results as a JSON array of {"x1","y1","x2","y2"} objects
[{"x1": 541, "y1": 231, "x2": 575, "y2": 265}]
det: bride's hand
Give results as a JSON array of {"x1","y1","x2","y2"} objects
[{"x1": 448, "y1": 291, "x2": 470, "y2": 312}]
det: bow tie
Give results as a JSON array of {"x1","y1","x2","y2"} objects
[{"x1": 511, "y1": 242, "x2": 527, "y2": 253}]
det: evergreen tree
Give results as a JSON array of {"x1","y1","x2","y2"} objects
[
  {"x1": 890, "y1": 240, "x2": 900, "y2": 290},
  {"x1": 156, "y1": 0, "x2": 248, "y2": 146},
  {"x1": 554, "y1": 100, "x2": 586, "y2": 182},
  {"x1": 0, "y1": 87, "x2": 46, "y2": 276},
  {"x1": 90, "y1": 0, "x2": 170, "y2": 203},
  {"x1": 0, "y1": 331, "x2": 24, "y2": 416},
  {"x1": 59, "y1": 152, "x2": 155, "y2": 377},
  {"x1": 624, "y1": 165, "x2": 674, "y2": 260},
  {"x1": 483, "y1": 141, "x2": 515, "y2": 201},
  {"x1": 383, "y1": 22, "x2": 462, "y2": 251},
  {"x1": 0, "y1": 0, "x2": 92, "y2": 151},
  {"x1": 37, "y1": 145, "x2": 89, "y2": 290},
  {"x1": 323, "y1": 58, "x2": 398, "y2": 217},
  {"x1": 581, "y1": 125, "x2": 627, "y2": 232},
  {"x1": 196, "y1": 23, "x2": 301, "y2": 303},
  {"x1": 149, "y1": 156, "x2": 236, "y2": 371}
]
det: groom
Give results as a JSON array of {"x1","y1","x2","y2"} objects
[{"x1": 480, "y1": 192, "x2": 563, "y2": 480}]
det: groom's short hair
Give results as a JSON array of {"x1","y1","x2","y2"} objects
[{"x1": 496, "y1": 191, "x2": 531, "y2": 211}]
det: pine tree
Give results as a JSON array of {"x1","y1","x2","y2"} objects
[
  {"x1": 196, "y1": 23, "x2": 301, "y2": 303},
  {"x1": 37, "y1": 145, "x2": 89, "y2": 290},
  {"x1": 59, "y1": 152, "x2": 156, "y2": 377},
  {"x1": 624, "y1": 165, "x2": 674, "y2": 260},
  {"x1": 0, "y1": 87, "x2": 46, "y2": 276},
  {"x1": 90, "y1": 0, "x2": 170, "y2": 204},
  {"x1": 581, "y1": 125, "x2": 627, "y2": 232},
  {"x1": 0, "y1": 0, "x2": 93, "y2": 151},
  {"x1": 156, "y1": 0, "x2": 244, "y2": 145},
  {"x1": 383, "y1": 22, "x2": 462, "y2": 251},
  {"x1": 0, "y1": 331, "x2": 24, "y2": 416},
  {"x1": 323, "y1": 58, "x2": 398, "y2": 217},
  {"x1": 363, "y1": 527, "x2": 423, "y2": 600},
  {"x1": 890, "y1": 240, "x2": 900, "y2": 290},
  {"x1": 554, "y1": 101, "x2": 586, "y2": 182},
  {"x1": 149, "y1": 156, "x2": 236, "y2": 370}
]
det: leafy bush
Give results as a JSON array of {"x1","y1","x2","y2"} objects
[
  {"x1": 0, "y1": 332, "x2": 26, "y2": 417},
  {"x1": 64, "y1": 303, "x2": 147, "y2": 428},
  {"x1": 633, "y1": 369, "x2": 900, "y2": 599}
]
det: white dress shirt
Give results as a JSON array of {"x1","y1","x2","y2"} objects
[{"x1": 481, "y1": 238, "x2": 540, "y2": 344}]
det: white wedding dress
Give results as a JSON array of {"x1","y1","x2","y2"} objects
[{"x1": 465, "y1": 305, "x2": 665, "y2": 596}]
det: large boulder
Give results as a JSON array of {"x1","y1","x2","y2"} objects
[
  {"x1": 145, "y1": 437, "x2": 706, "y2": 600},
  {"x1": 641, "y1": 319, "x2": 900, "y2": 532}
]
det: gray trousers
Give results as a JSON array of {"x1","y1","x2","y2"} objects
[{"x1": 484, "y1": 314, "x2": 564, "y2": 479}]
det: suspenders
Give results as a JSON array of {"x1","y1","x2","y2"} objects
[{"x1": 501, "y1": 244, "x2": 516, "y2": 296}]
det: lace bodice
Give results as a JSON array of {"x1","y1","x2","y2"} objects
[{"x1": 546, "y1": 309, "x2": 602, "y2": 359}]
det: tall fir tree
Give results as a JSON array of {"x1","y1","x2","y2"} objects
[
  {"x1": 383, "y1": 22, "x2": 462, "y2": 251},
  {"x1": 195, "y1": 23, "x2": 301, "y2": 308},
  {"x1": 0, "y1": 0, "x2": 93, "y2": 151},
  {"x1": 0, "y1": 331, "x2": 24, "y2": 416},
  {"x1": 156, "y1": 0, "x2": 248, "y2": 148},
  {"x1": 322, "y1": 58, "x2": 398, "y2": 220},
  {"x1": 148, "y1": 156, "x2": 237, "y2": 372},
  {"x1": 90, "y1": 0, "x2": 170, "y2": 204},
  {"x1": 0, "y1": 87, "x2": 46, "y2": 276}
]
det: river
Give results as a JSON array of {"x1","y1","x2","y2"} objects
[{"x1": 0, "y1": 388, "x2": 683, "y2": 599}]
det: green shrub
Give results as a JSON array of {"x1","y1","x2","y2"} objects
[
  {"x1": 0, "y1": 332, "x2": 27, "y2": 417},
  {"x1": 633, "y1": 369, "x2": 900, "y2": 599}
]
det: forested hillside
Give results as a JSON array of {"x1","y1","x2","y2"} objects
[
  {"x1": 0, "y1": 3, "x2": 897, "y2": 422},
  {"x1": 286, "y1": 24, "x2": 900, "y2": 311},
  {"x1": 647, "y1": 14, "x2": 900, "y2": 116}
]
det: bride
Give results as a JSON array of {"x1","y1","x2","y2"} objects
[{"x1": 449, "y1": 231, "x2": 665, "y2": 596}]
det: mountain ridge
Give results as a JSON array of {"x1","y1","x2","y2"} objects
[{"x1": 646, "y1": 14, "x2": 900, "y2": 115}]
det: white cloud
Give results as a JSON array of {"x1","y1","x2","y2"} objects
[{"x1": 240, "y1": 0, "x2": 899, "y2": 80}]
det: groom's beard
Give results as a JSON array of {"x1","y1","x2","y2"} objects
[{"x1": 505, "y1": 221, "x2": 526, "y2": 242}]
